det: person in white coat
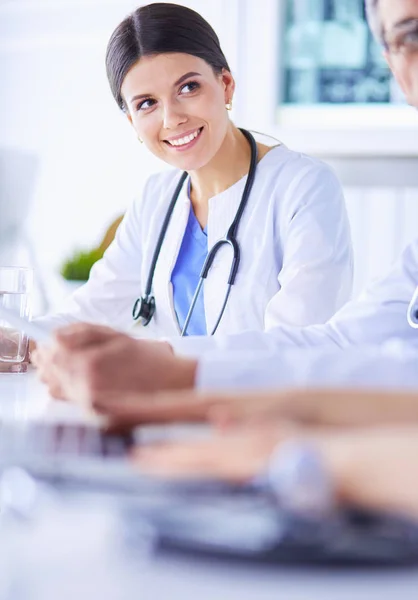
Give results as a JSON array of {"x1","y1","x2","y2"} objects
[
  {"x1": 34, "y1": 3, "x2": 352, "y2": 340},
  {"x1": 32, "y1": 0, "x2": 418, "y2": 405}
]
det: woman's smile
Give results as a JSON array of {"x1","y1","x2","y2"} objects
[{"x1": 164, "y1": 126, "x2": 204, "y2": 151}]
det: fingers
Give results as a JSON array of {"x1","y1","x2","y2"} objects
[
  {"x1": 32, "y1": 344, "x2": 68, "y2": 400},
  {"x1": 92, "y1": 390, "x2": 229, "y2": 426},
  {"x1": 53, "y1": 323, "x2": 120, "y2": 351},
  {"x1": 131, "y1": 437, "x2": 254, "y2": 481},
  {"x1": 131, "y1": 422, "x2": 295, "y2": 482}
]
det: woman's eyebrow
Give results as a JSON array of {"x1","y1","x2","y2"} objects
[
  {"x1": 129, "y1": 71, "x2": 202, "y2": 103},
  {"x1": 173, "y1": 71, "x2": 202, "y2": 86},
  {"x1": 392, "y1": 17, "x2": 418, "y2": 31},
  {"x1": 130, "y1": 92, "x2": 151, "y2": 103}
]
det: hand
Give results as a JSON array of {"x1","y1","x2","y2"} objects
[
  {"x1": 90, "y1": 387, "x2": 418, "y2": 430},
  {"x1": 32, "y1": 343, "x2": 67, "y2": 399},
  {"x1": 133, "y1": 422, "x2": 418, "y2": 520},
  {"x1": 44, "y1": 323, "x2": 197, "y2": 406},
  {"x1": 132, "y1": 422, "x2": 297, "y2": 482}
]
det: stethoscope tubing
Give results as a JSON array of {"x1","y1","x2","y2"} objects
[{"x1": 133, "y1": 128, "x2": 258, "y2": 336}]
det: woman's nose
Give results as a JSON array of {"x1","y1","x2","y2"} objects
[{"x1": 162, "y1": 103, "x2": 187, "y2": 130}]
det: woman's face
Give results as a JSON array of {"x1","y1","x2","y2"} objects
[{"x1": 121, "y1": 53, "x2": 234, "y2": 171}]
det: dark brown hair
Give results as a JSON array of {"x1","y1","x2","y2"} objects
[{"x1": 105, "y1": 3, "x2": 231, "y2": 111}]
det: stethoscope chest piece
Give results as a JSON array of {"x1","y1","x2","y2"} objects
[{"x1": 132, "y1": 295, "x2": 156, "y2": 326}]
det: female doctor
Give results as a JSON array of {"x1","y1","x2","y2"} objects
[{"x1": 36, "y1": 2, "x2": 353, "y2": 341}]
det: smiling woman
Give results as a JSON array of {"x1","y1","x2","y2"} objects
[
  {"x1": 34, "y1": 2, "x2": 353, "y2": 345},
  {"x1": 120, "y1": 54, "x2": 235, "y2": 176}
]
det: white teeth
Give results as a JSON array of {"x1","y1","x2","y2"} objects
[{"x1": 169, "y1": 129, "x2": 200, "y2": 147}]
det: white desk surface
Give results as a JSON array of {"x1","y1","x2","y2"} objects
[
  {"x1": 0, "y1": 368, "x2": 87, "y2": 424},
  {"x1": 1, "y1": 371, "x2": 418, "y2": 600}
]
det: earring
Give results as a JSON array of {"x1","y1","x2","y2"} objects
[
  {"x1": 138, "y1": 136, "x2": 143, "y2": 144},
  {"x1": 225, "y1": 100, "x2": 233, "y2": 111}
]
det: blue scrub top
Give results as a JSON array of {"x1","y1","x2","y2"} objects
[{"x1": 171, "y1": 193, "x2": 208, "y2": 336}]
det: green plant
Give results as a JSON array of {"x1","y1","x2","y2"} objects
[{"x1": 60, "y1": 248, "x2": 103, "y2": 282}]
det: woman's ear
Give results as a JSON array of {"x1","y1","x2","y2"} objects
[{"x1": 221, "y1": 69, "x2": 235, "y2": 104}]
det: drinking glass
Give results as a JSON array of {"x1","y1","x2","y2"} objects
[{"x1": 0, "y1": 267, "x2": 33, "y2": 374}]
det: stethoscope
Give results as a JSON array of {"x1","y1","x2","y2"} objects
[
  {"x1": 407, "y1": 286, "x2": 418, "y2": 329},
  {"x1": 132, "y1": 128, "x2": 258, "y2": 336}
]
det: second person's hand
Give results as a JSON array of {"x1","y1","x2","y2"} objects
[
  {"x1": 88, "y1": 387, "x2": 418, "y2": 430},
  {"x1": 43, "y1": 323, "x2": 198, "y2": 406}
]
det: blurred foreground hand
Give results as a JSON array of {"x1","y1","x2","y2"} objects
[
  {"x1": 33, "y1": 323, "x2": 197, "y2": 404},
  {"x1": 132, "y1": 422, "x2": 418, "y2": 520},
  {"x1": 89, "y1": 387, "x2": 418, "y2": 430}
]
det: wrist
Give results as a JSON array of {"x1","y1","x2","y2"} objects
[
  {"x1": 166, "y1": 357, "x2": 197, "y2": 391},
  {"x1": 312, "y1": 435, "x2": 360, "y2": 506}
]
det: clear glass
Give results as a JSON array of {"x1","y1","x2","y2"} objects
[{"x1": 0, "y1": 267, "x2": 33, "y2": 374}]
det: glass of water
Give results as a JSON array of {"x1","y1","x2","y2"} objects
[{"x1": 0, "y1": 267, "x2": 33, "y2": 374}]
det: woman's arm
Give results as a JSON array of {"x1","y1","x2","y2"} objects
[
  {"x1": 90, "y1": 386, "x2": 418, "y2": 429},
  {"x1": 265, "y1": 162, "x2": 353, "y2": 328}
]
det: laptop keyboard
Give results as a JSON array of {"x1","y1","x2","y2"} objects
[{"x1": 0, "y1": 422, "x2": 134, "y2": 460}]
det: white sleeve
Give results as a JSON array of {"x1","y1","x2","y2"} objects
[
  {"x1": 265, "y1": 162, "x2": 353, "y2": 328},
  {"x1": 35, "y1": 181, "x2": 150, "y2": 332},
  {"x1": 171, "y1": 238, "x2": 418, "y2": 358},
  {"x1": 196, "y1": 343, "x2": 418, "y2": 391}
]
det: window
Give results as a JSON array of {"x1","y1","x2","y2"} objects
[
  {"x1": 230, "y1": 0, "x2": 418, "y2": 152},
  {"x1": 281, "y1": 0, "x2": 397, "y2": 106}
]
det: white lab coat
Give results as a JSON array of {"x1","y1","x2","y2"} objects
[
  {"x1": 171, "y1": 238, "x2": 418, "y2": 390},
  {"x1": 38, "y1": 145, "x2": 353, "y2": 337}
]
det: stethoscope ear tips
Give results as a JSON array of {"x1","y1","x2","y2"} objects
[{"x1": 132, "y1": 295, "x2": 156, "y2": 326}]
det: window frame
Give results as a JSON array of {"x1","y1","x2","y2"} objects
[{"x1": 234, "y1": 0, "x2": 418, "y2": 158}]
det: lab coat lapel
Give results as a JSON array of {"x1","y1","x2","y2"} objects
[
  {"x1": 153, "y1": 177, "x2": 190, "y2": 336},
  {"x1": 204, "y1": 179, "x2": 247, "y2": 335}
]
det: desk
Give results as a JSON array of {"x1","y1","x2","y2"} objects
[
  {"x1": 0, "y1": 368, "x2": 88, "y2": 424},
  {"x1": 1, "y1": 372, "x2": 418, "y2": 600}
]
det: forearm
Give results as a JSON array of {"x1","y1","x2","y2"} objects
[
  {"x1": 315, "y1": 428, "x2": 418, "y2": 520},
  {"x1": 281, "y1": 389, "x2": 418, "y2": 428}
]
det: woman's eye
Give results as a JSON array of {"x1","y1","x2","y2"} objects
[
  {"x1": 404, "y1": 31, "x2": 418, "y2": 46},
  {"x1": 180, "y1": 81, "x2": 200, "y2": 95},
  {"x1": 137, "y1": 98, "x2": 156, "y2": 111}
]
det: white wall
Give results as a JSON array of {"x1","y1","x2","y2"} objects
[
  {"x1": 1, "y1": 0, "x2": 418, "y2": 313},
  {"x1": 0, "y1": 0, "x2": 239, "y2": 308}
]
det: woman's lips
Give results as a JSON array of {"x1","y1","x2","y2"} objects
[{"x1": 164, "y1": 127, "x2": 204, "y2": 152}]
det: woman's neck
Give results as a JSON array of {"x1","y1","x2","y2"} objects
[{"x1": 188, "y1": 125, "x2": 254, "y2": 227}]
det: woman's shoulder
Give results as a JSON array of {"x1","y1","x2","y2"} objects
[
  {"x1": 261, "y1": 144, "x2": 337, "y2": 181},
  {"x1": 259, "y1": 145, "x2": 342, "y2": 206},
  {"x1": 142, "y1": 168, "x2": 186, "y2": 196}
]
